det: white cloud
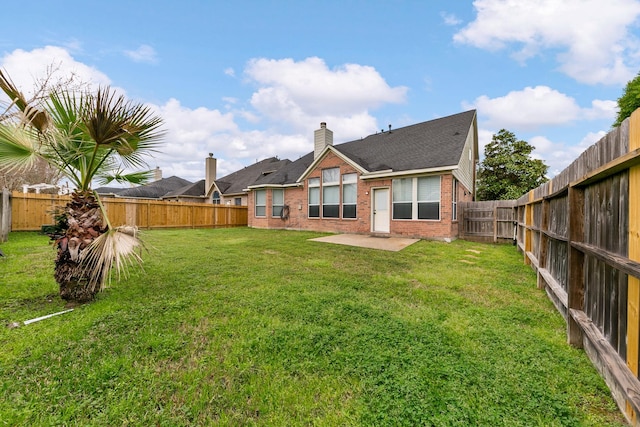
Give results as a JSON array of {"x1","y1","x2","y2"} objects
[
  {"x1": 441, "y1": 12, "x2": 462, "y2": 26},
  {"x1": 530, "y1": 131, "x2": 607, "y2": 175},
  {"x1": 454, "y1": 0, "x2": 640, "y2": 84},
  {"x1": 0, "y1": 46, "x2": 111, "y2": 100},
  {"x1": 224, "y1": 67, "x2": 235, "y2": 77},
  {"x1": 465, "y1": 86, "x2": 614, "y2": 130},
  {"x1": 124, "y1": 44, "x2": 158, "y2": 64},
  {"x1": 244, "y1": 57, "x2": 408, "y2": 139}
]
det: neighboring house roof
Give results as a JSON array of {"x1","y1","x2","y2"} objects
[
  {"x1": 163, "y1": 180, "x2": 205, "y2": 198},
  {"x1": 214, "y1": 157, "x2": 291, "y2": 194},
  {"x1": 94, "y1": 186, "x2": 129, "y2": 195},
  {"x1": 115, "y1": 176, "x2": 193, "y2": 199},
  {"x1": 252, "y1": 110, "x2": 477, "y2": 188}
]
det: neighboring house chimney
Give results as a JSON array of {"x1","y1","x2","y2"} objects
[
  {"x1": 314, "y1": 122, "x2": 333, "y2": 159},
  {"x1": 154, "y1": 166, "x2": 162, "y2": 181},
  {"x1": 205, "y1": 153, "x2": 217, "y2": 195}
]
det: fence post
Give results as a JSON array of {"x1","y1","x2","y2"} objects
[
  {"x1": 567, "y1": 186, "x2": 585, "y2": 347},
  {"x1": 626, "y1": 109, "x2": 640, "y2": 423},
  {"x1": 0, "y1": 189, "x2": 10, "y2": 242}
]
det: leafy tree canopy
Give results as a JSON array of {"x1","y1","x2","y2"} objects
[
  {"x1": 476, "y1": 129, "x2": 548, "y2": 201},
  {"x1": 613, "y1": 71, "x2": 640, "y2": 127}
]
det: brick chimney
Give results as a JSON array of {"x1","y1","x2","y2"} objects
[
  {"x1": 205, "y1": 153, "x2": 217, "y2": 195},
  {"x1": 314, "y1": 122, "x2": 333, "y2": 159}
]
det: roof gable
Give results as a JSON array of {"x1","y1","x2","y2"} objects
[{"x1": 215, "y1": 157, "x2": 291, "y2": 194}]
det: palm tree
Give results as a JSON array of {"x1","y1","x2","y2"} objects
[{"x1": 0, "y1": 71, "x2": 164, "y2": 302}]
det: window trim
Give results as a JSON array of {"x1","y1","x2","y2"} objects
[
  {"x1": 255, "y1": 189, "x2": 266, "y2": 217},
  {"x1": 452, "y1": 178, "x2": 458, "y2": 221},
  {"x1": 392, "y1": 175, "x2": 441, "y2": 221},
  {"x1": 308, "y1": 178, "x2": 320, "y2": 218},
  {"x1": 342, "y1": 172, "x2": 357, "y2": 219},
  {"x1": 271, "y1": 188, "x2": 284, "y2": 218}
]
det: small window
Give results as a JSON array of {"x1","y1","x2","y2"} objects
[
  {"x1": 272, "y1": 189, "x2": 284, "y2": 217},
  {"x1": 255, "y1": 190, "x2": 266, "y2": 217},
  {"x1": 212, "y1": 191, "x2": 220, "y2": 205},
  {"x1": 234, "y1": 197, "x2": 242, "y2": 206},
  {"x1": 308, "y1": 178, "x2": 320, "y2": 218},
  {"x1": 342, "y1": 173, "x2": 357, "y2": 219}
]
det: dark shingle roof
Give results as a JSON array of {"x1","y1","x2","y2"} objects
[
  {"x1": 163, "y1": 180, "x2": 205, "y2": 198},
  {"x1": 216, "y1": 157, "x2": 291, "y2": 194},
  {"x1": 116, "y1": 176, "x2": 193, "y2": 199},
  {"x1": 253, "y1": 110, "x2": 476, "y2": 187},
  {"x1": 335, "y1": 110, "x2": 476, "y2": 172},
  {"x1": 94, "y1": 186, "x2": 128, "y2": 195}
]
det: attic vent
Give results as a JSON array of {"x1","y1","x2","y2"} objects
[
  {"x1": 454, "y1": 131, "x2": 460, "y2": 135},
  {"x1": 262, "y1": 170, "x2": 277, "y2": 176}
]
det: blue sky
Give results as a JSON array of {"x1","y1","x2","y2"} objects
[{"x1": 2, "y1": 0, "x2": 639, "y2": 182}]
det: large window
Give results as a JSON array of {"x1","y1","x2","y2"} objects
[
  {"x1": 255, "y1": 189, "x2": 266, "y2": 217},
  {"x1": 392, "y1": 178, "x2": 413, "y2": 219},
  {"x1": 272, "y1": 189, "x2": 284, "y2": 217},
  {"x1": 308, "y1": 178, "x2": 320, "y2": 218},
  {"x1": 392, "y1": 176, "x2": 440, "y2": 220},
  {"x1": 342, "y1": 173, "x2": 357, "y2": 219},
  {"x1": 417, "y1": 177, "x2": 440, "y2": 220},
  {"x1": 322, "y1": 168, "x2": 340, "y2": 218}
]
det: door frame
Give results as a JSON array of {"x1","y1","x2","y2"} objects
[{"x1": 371, "y1": 187, "x2": 390, "y2": 233}]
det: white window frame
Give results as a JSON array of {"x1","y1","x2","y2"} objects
[
  {"x1": 272, "y1": 188, "x2": 284, "y2": 217},
  {"x1": 322, "y1": 168, "x2": 340, "y2": 218},
  {"x1": 452, "y1": 179, "x2": 458, "y2": 221},
  {"x1": 342, "y1": 173, "x2": 357, "y2": 219},
  {"x1": 255, "y1": 189, "x2": 266, "y2": 217},
  {"x1": 392, "y1": 175, "x2": 441, "y2": 221},
  {"x1": 308, "y1": 178, "x2": 320, "y2": 218}
]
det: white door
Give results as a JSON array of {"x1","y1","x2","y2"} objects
[{"x1": 372, "y1": 188, "x2": 390, "y2": 233}]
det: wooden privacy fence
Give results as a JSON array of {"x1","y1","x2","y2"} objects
[
  {"x1": 459, "y1": 200, "x2": 517, "y2": 243},
  {"x1": 5, "y1": 192, "x2": 248, "y2": 232},
  {"x1": 514, "y1": 109, "x2": 640, "y2": 425}
]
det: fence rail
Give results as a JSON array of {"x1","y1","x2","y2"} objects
[
  {"x1": 512, "y1": 112, "x2": 639, "y2": 425},
  {"x1": 4, "y1": 192, "x2": 248, "y2": 232}
]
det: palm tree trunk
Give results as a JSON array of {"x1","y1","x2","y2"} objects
[{"x1": 54, "y1": 190, "x2": 107, "y2": 302}]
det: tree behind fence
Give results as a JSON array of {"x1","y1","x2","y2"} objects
[{"x1": 7, "y1": 192, "x2": 248, "y2": 231}]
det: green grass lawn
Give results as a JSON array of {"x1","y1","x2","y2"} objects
[{"x1": 0, "y1": 228, "x2": 627, "y2": 426}]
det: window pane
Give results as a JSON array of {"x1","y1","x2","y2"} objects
[
  {"x1": 255, "y1": 206, "x2": 265, "y2": 217},
  {"x1": 272, "y1": 189, "x2": 284, "y2": 205},
  {"x1": 323, "y1": 205, "x2": 339, "y2": 218},
  {"x1": 322, "y1": 168, "x2": 340, "y2": 184},
  {"x1": 272, "y1": 206, "x2": 283, "y2": 217},
  {"x1": 255, "y1": 190, "x2": 266, "y2": 205},
  {"x1": 343, "y1": 204, "x2": 356, "y2": 218},
  {"x1": 323, "y1": 186, "x2": 339, "y2": 204},
  {"x1": 309, "y1": 187, "x2": 319, "y2": 204},
  {"x1": 417, "y1": 176, "x2": 440, "y2": 202},
  {"x1": 418, "y1": 202, "x2": 439, "y2": 220},
  {"x1": 342, "y1": 173, "x2": 357, "y2": 184},
  {"x1": 343, "y1": 183, "x2": 356, "y2": 204},
  {"x1": 393, "y1": 178, "x2": 412, "y2": 202},
  {"x1": 393, "y1": 203, "x2": 412, "y2": 219},
  {"x1": 308, "y1": 178, "x2": 320, "y2": 187},
  {"x1": 309, "y1": 205, "x2": 319, "y2": 218}
]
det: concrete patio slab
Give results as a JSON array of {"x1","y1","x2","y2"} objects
[{"x1": 309, "y1": 234, "x2": 419, "y2": 252}]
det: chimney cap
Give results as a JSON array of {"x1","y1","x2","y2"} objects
[
  {"x1": 320, "y1": 122, "x2": 326, "y2": 128},
  {"x1": 208, "y1": 153, "x2": 214, "y2": 158}
]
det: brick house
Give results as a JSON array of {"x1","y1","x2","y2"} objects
[{"x1": 244, "y1": 110, "x2": 478, "y2": 240}]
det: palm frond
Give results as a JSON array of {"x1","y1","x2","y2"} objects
[
  {"x1": 0, "y1": 124, "x2": 40, "y2": 171},
  {"x1": 95, "y1": 169, "x2": 155, "y2": 186},
  {"x1": 79, "y1": 226, "x2": 144, "y2": 293}
]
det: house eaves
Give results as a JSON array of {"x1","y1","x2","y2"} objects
[{"x1": 360, "y1": 165, "x2": 458, "y2": 180}]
